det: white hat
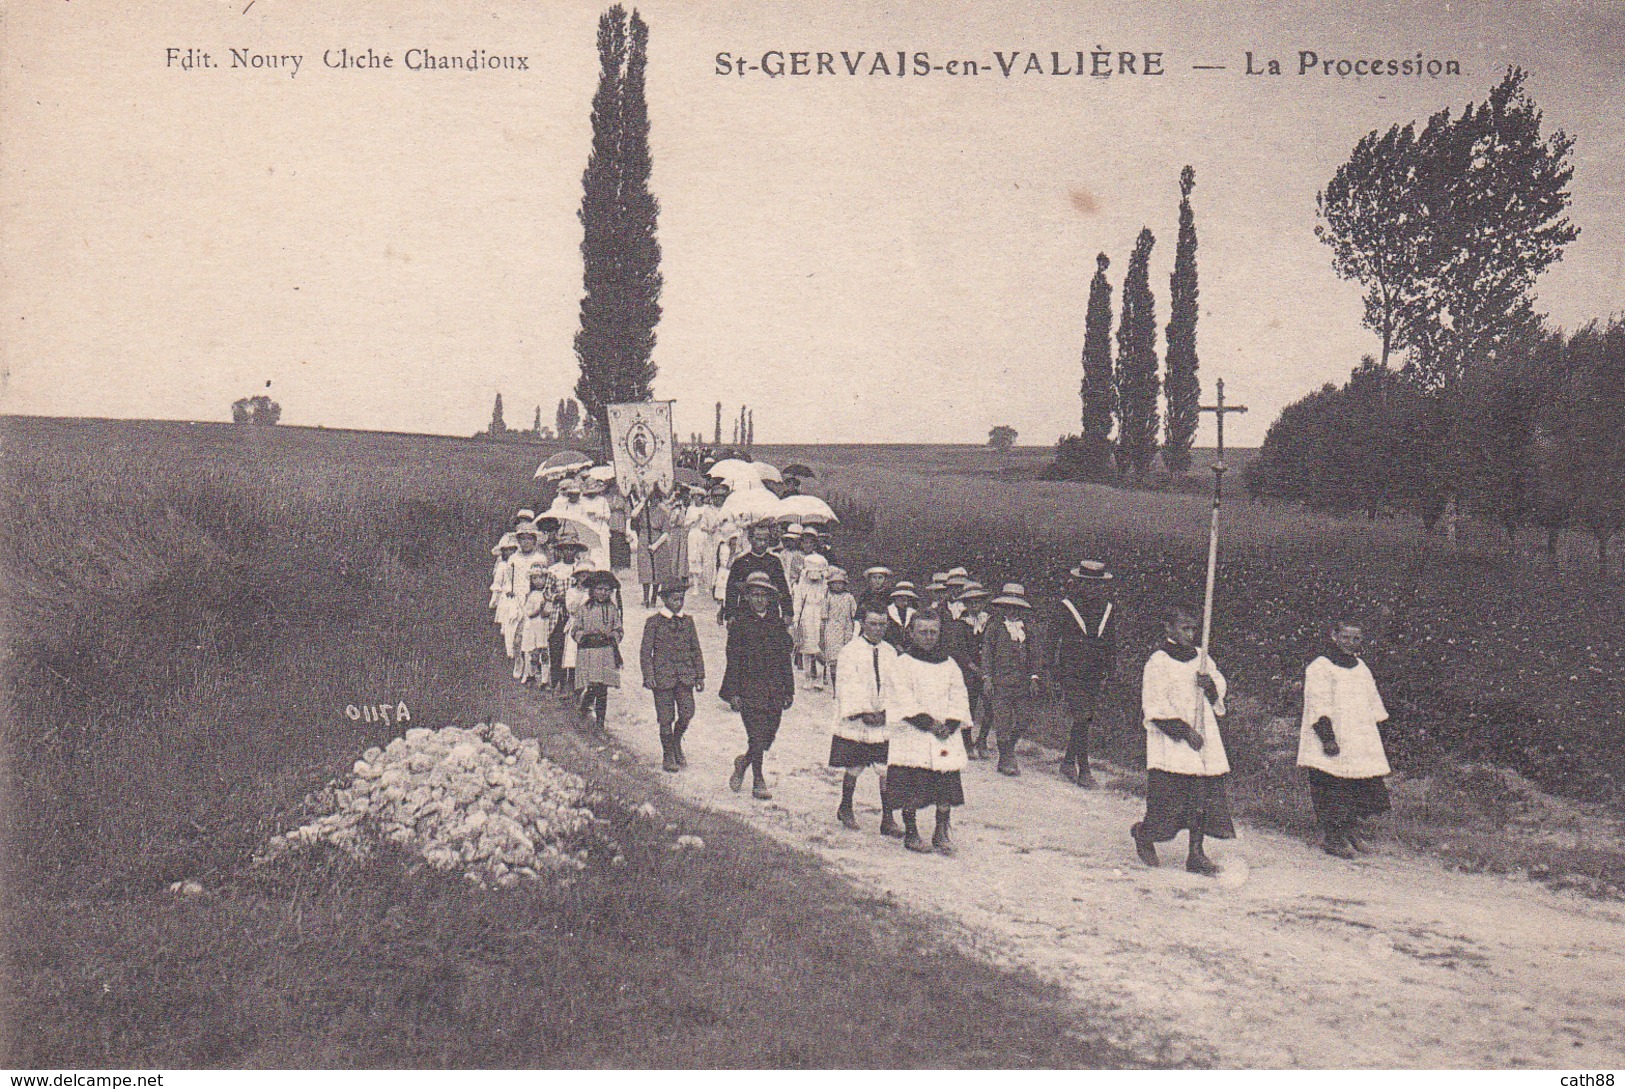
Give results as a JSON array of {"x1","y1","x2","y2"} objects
[
  {"x1": 491, "y1": 532, "x2": 520, "y2": 555},
  {"x1": 1070, "y1": 560, "x2": 1114, "y2": 581},
  {"x1": 515, "y1": 508, "x2": 536, "y2": 521},
  {"x1": 990, "y1": 583, "x2": 1032, "y2": 609},
  {"x1": 863, "y1": 566, "x2": 893, "y2": 578}
]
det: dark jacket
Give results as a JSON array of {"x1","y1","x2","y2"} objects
[
  {"x1": 981, "y1": 611, "x2": 1043, "y2": 690},
  {"x1": 717, "y1": 610, "x2": 795, "y2": 708},
  {"x1": 941, "y1": 615, "x2": 984, "y2": 691},
  {"x1": 723, "y1": 549, "x2": 791, "y2": 623},
  {"x1": 1048, "y1": 595, "x2": 1115, "y2": 691},
  {"x1": 640, "y1": 612, "x2": 705, "y2": 690}
]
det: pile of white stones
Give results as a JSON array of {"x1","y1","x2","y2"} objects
[{"x1": 262, "y1": 722, "x2": 597, "y2": 888}]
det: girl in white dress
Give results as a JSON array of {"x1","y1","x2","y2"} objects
[{"x1": 793, "y1": 553, "x2": 831, "y2": 687}]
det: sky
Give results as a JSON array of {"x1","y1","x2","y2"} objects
[{"x1": 2, "y1": 0, "x2": 1622, "y2": 447}]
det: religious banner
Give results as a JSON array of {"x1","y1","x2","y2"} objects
[{"x1": 605, "y1": 400, "x2": 675, "y2": 500}]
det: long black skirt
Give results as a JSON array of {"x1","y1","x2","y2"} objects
[
  {"x1": 609, "y1": 530, "x2": 632, "y2": 571},
  {"x1": 886, "y1": 765, "x2": 964, "y2": 809},
  {"x1": 1138, "y1": 769, "x2": 1236, "y2": 841},
  {"x1": 829, "y1": 736, "x2": 889, "y2": 769},
  {"x1": 1307, "y1": 768, "x2": 1390, "y2": 829}
]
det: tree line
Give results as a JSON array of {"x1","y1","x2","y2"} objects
[
  {"x1": 1244, "y1": 69, "x2": 1624, "y2": 572},
  {"x1": 1049, "y1": 166, "x2": 1202, "y2": 482}
]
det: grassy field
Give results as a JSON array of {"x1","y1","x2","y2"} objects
[{"x1": 0, "y1": 418, "x2": 1124, "y2": 1068}]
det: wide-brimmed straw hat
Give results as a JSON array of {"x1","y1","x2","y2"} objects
[
  {"x1": 889, "y1": 585, "x2": 919, "y2": 601},
  {"x1": 491, "y1": 533, "x2": 520, "y2": 555},
  {"x1": 515, "y1": 522, "x2": 541, "y2": 538},
  {"x1": 925, "y1": 579, "x2": 950, "y2": 593},
  {"x1": 990, "y1": 583, "x2": 1032, "y2": 609},
  {"x1": 657, "y1": 578, "x2": 691, "y2": 596},
  {"x1": 1070, "y1": 560, "x2": 1114, "y2": 581},
  {"x1": 782, "y1": 523, "x2": 804, "y2": 537},
  {"x1": 514, "y1": 509, "x2": 537, "y2": 522},
  {"x1": 743, "y1": 571, "x2": 778, "y2": 593},
  {"x1": 559, "y1": 478, "x2": 582, "y2": 494},
  {"x1": 957, "y1": 582, "x2": 989, "y2": 602},
  {"x1": 863, "y1": 566, "x2": 893, "y2": 578},
  {"x1": 582, "y1": 570, "x2": 619, "y2": 590},
  {"x1": 945, "y1": 567, "x2": 970, "y2": 584}
]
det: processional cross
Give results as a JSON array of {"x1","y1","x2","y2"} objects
[{"x1": 1194, "y1": 378, "x2": 1248, "y2": 729}]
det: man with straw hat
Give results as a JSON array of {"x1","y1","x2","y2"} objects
[
  {"x1": 981, "y1": 583, "x2": 1043, "y2": 776},
  {"x1": 1049, "y1": 560, "x2": 1118, "y2": 788}
]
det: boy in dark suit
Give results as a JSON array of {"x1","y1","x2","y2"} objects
[{"x1": 640, "y1": 579, "x2": 706, "y2": 772}]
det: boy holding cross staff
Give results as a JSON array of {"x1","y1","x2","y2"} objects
[{"x1": 1131, "y1": 380, "x2": 1247, "y2": 877}]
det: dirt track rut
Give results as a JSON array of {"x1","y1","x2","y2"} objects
[{"x1": 586, "y1": 601, "x2": 1625, "y2": 1068}]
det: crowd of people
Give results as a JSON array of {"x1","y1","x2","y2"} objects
[{"x1": 488, "y1": 469, "x2": 1394, "y2": 874}]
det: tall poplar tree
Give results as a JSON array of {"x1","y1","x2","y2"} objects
[
  {"x1": 1115, "y1": 229, "x2": 1161, "y2": 477},
  {"x1": 714, "y1": 401, "x2": 722, "y2": 444},
  {"x1": 490, "y1": 393, "x2": 507, "y2": 436},
  {"x1": 574, "y1": 6, "x2": 662, "y2": 448},
  {"x1": 1079, "y1": 252, "x2": 1115, "y2": 477},
  {"x1": 1163, "y1": 166, "x2": 1201, "y2": 474}
]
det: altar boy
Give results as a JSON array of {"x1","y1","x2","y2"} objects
[
  {"x1": 1131, "y1": 604, "x2": 1234, "y2": 876},
  {"x1": 1299, "y1": 617, "x2": 1391, "y2": 858}
]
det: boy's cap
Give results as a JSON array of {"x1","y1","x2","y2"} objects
[
  {"x1": 743, "y1": 571, "x2": 778, "y2": 592},
  {"x1": 1070, "y1": 560, "x2": 1114, "y2": 580}
]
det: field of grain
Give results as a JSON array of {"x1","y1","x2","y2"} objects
[{"x1": 0, "y1": 418, "x2": 1113, "y2": 1068}]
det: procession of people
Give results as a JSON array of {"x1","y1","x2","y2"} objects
[{"x1": 488, "y1": 455, "x2": 1393, "y2": 874}]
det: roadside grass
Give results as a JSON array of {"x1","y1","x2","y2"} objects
[{"x1": 1, "y1": 417, "x2": 1129, "y2": 1068}]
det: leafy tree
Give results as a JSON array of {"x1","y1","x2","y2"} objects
[
  {"x1": 1163, "y1": 166, "x2": 1200, "y2": 474},
  {"x1": 1114, "y1": 228, "x2": 1160, "y2": 477},
  {"x1": 1566, "y1": 319, "x2": 1625, "y2": 574},
  {"x1": 1075, "y1": 252, "x2": 1116, "y2": 479},
  {"x1": 988, "y1": 425, "x2": 1018, "y2": 452},
  {"x1": 1317, "y1": 68, "x2": 1578, "y2": 390},
  {"x1": 574, "y1": 5, "x2": 662, "y2": 446},
  {"x1": 489, "y1": 393, "x2": 507, "y2": 435},
  {"x1": 555, "y1": 398, "x2": 581, "y2": 439},
  {"x1": 231, "y1": 395, "x2": 282, "y2": 425}
]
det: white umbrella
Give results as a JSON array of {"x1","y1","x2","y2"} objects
[
  {"x1": 775, "y1": 494, "x2": 838, "y2": 524},
  {"x1": 583, "y1": 465, "x2": 617, "y2": 482},
  {"x1": 535, "y1": 450, "x2": 592, "y2": 479},
  {"x1": 708, "y1": 459, "x2": 766, "y2": 490},
  {"x1": 549, "y1": 516, "x2": 604, "y2": 551},
  {"x1": 752, "y1": 461, "x2": 783, "y2": 483},
  {"x1": 721, "y1": 488, "x2": 787, "y2": 522}
]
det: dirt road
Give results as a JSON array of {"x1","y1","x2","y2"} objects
[{"x1": 589, "y1": 601, "x2": 1625, "y2": 1068}]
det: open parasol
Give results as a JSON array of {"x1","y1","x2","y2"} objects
[
  {"x1": 782, "y1": 463, "x2": 816, "y2": 478},
  {"x1": 752, "y1": 462, "x2": 783, "y2": 483},
  {"x1": 774, "y1": 494, "x2": 838, "y2": 525},
  {"x1": 536, "y1": 450, "x2": 593, "y2": 479},
  {"x1": 720, "y1": 487, "x2": 787, "y2": 522},
  {"x1": 707, "y1": 458, "x2": 766, "y2": 488}
]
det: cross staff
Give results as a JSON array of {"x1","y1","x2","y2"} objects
[{"x1": 1194, "y1": 378, "x2": 1247, "y2": 731}]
